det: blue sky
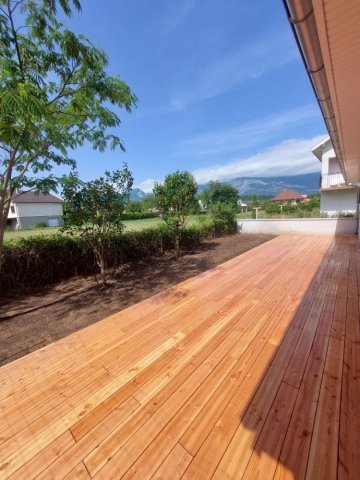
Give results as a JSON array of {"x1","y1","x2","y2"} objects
[{"x1": 61, "y1": 0, "x2": 327, "y2": 191}]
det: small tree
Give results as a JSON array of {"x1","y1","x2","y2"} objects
[
  {"x1": 251, "y1": 194, "x2": 259, "y2": 206},
  {"x1": 153, "y1": 171, "x2": 197, "y2": 257},
  {"x1": 140, "y1": 194, "x2": 157, "y2": 212},
  {"x1": 200, "y1": 181, "x2": 239, "y2": 209},
  {"x1": 125, "y1": 200, "x2": 143, "y2": 214},
  {"x1": 62, "y1": 165, "x2": 133, "y2": 286},
  {"x1": 0, "y1": 0, "x2": 137, "y2": 267}
]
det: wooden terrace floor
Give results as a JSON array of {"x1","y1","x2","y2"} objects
[{"x1": 0, "y1": 234, "x2": 359, "y2": 479}]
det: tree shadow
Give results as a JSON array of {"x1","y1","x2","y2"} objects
[{"x1": 212, "y1": 234, "x2": 358, "y2": 479}]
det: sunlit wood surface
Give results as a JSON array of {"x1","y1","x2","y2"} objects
[{"x1": 0, "y1": 234, "x2": 359, "y2": 479}]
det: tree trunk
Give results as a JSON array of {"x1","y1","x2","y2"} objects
[
  {"x1": 174, "y1": 233, "x2": 180, "y2": 259},
  {"x1": 95, "y1": 250, "x2": 107, "y2": 287},
  {"x1": 0, "y1": 195, "x2": 11, "y2": 273},
  {"x1": 99, "y1": 256, "x2": 106, "y2": 287}
]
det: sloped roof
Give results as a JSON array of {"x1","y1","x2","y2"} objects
[
  {"x1": 12, "y1": 192, "x2": 63, "y2": 204},
  {"x1": 311, "y1": 136, "x2": 331, "y2": 162},
  {"x1": 270, "y1": 189, "x2": 306, "y2": 202}
]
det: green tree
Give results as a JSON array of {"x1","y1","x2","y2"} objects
[
  {"x1": 200, "y1": 181, "x2": 239, "y2": 209},
  {"x1": 0, "y1": 0, "x2": 137, "y2": 266},
  {"x1": 153, "y1": 171, "x2": 197, "y2": 257},
  {"x1": 208, "y1": 202, "x2": 237, "y2": 229},
  {"x1": 140, "y1": 194, "x2": 157, "y2": 212},
  {"x1": 125, "y1": 201, "x2": 143, "y2": 214},
  {"x1": 251, "y1": 194, "x2": 259, "y2": 206},
  {"x1": 62, "y1": 165, "x2": 133, "y2": 286}
]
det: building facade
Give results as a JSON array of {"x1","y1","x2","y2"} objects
[
  {"x1": 311, "y1": 137, "x2": 358, "y2": 217},
  {"x1": 7, "y1": 192, "x2": 64, "y2": 229}
]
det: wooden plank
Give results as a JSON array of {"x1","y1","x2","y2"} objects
[
  {"x1": 0, "y1": 333, "x2": 185, "y2": 478},
  {"x1": 63, "y1": 462, "x2": 90, "y2": 480},
  {"x1": 273, "y1": 333, "x2": 330, "y2": 480},
  {"x1": 7, "y1": 430, "x2": 75, "y2": 480},
  {"x1": 242, "y1": 382, "x2": 298, "y2": 480},
  {"x1": 338, "y1": 340, "x2": 360, "y2": 480},
  {"x1": 152, "y1": 443, "x2": 192, "y2": 480},
  {"x1": 305, "y1": 335, "x2": 344, "y2": 480},
  {"x1": 35, "y1": 396, "x2": 140, "y2": 480}
]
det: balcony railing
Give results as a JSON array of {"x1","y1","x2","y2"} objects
[{"x1": 321, "y1": 172, "x2": 346, "y2": 188}]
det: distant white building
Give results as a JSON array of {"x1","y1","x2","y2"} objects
[
  {"x1": 311, "y1": 137, "x2": 358, "y2": 217},
  {"x1": 7, "y1": 192, "x2": 64, "y2": 229},
  {"x1": 238, "y1": 199, "x2": 248, "y2": 212}
]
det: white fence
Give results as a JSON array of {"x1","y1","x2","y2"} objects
[{"x1": 237, "y1": 218, "x2": 357, "y2": 236}]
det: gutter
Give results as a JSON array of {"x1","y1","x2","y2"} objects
[{"x1": 282, "y1": 0, "x2": 346, "y2": 180}]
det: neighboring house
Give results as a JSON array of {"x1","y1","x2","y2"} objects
[
  {"x1": 311, "y1": 137, "x2": 358, "y2": 216},
  {"x1": 238, "y1": 199, "x2": 248, "y2": 212},
  {"x1": 6, "y1": 192, "x2": 64, "y2": 229},
  {"x1": 270, "y1": 189, "x2": 308, "y2": 204}
]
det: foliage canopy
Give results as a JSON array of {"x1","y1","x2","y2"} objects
[
  {"x1": 0, "y1": 0, "x2": 137, "y2": 257},
  {"x1": 62, "y1": 165, "x2": 133, "y2": 285},
  {"x1": 200, "y1": 181, "x2": 239, "y2": 209},
  {"x1": 153, "y1": 171, "x2": 197, "y2": 256}
]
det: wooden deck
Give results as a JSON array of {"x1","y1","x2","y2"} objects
[{"x1": 0, "y1": 234, "x2": 359, "y2": 479}]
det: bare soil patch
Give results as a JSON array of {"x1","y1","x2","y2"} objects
[{"x1": 0, "y1": 233, "x2": 275, "y2": 366}]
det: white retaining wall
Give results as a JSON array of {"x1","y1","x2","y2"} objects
[{"x1": 237, "y1": 218, "x2": 357, "y2": 236}]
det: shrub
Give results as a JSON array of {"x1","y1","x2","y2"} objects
[
  {"x1": 1, "y1": 219, "x2": 235, "y2": 291},
  {"x1": 265, "y1": 204, "x2": 281, "y2": 215},
  {"x1": 208, "y1": 202, "x2": 238, "y2": 230}
]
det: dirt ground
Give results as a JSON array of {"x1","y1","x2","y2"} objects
[{"x1": 0, "y1": 233, "x2": 275, "y2": 366}]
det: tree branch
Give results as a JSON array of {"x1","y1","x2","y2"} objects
[
  {"x1": 46, "y1": 63, "x2": 80, "y2": 106},
  {"x1": 7, "y1": 0, "x2": 25, "y2": 81}
]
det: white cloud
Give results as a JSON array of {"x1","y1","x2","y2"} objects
[
  {"x1": 180, "y1": 105, "x2": 320, "y2": 156},
  {"x1": 135, "y1": 178, "x2": 157, "y2": 193},
  {"x1": 170, "y1": 30, "x2": 298, "y2": 110},
  {"x1": 136, "y1": 135, "x2": 325, "y2": 191},
  {"x1": 192, "y1": 136, "x2": 325, "y2": 184}
]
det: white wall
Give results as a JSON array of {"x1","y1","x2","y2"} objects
[
  {"x1": 7, "y1": 203, "x2": 18, "y2": 218},
  {"x1": 16, "y1": 203, "x2": 63, "y2": 217},
  {"x1": 321, "y1": 143, "x2": 337, "y2": 175},
  {"x1": 320, "y1": 189, "x2": 358, "y2": 215},
  {"x1": 237, "y1": 218, "x2": 357, "y2": 235}
]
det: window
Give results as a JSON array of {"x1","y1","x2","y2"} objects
[{"x1": 10, "y1": 205, "x2": 15, "y2": 214}]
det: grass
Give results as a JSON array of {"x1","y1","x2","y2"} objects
[{"x1": 3, "y1": 215, "x2": 204, "y2": 241}]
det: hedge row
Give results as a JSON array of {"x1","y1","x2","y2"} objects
[
  {"x1": 121, "y1": 212, "x2": 159, "y2": 220},
  {"x1": 1, "y1": 219, "x2": 236, "y2": 291}
]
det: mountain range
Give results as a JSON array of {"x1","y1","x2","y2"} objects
[
  {"x1": 131, "y1": 172, "x2": 320, "y2": 199},
  {"x1": 221, "y1": 172, "x2": 320, "y2": 196}
]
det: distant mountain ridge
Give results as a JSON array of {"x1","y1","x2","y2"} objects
[
  {"x1": 131, "y1": 173, "x2": 320, "y2": 199},
  {"x1": 129, "y1": 187, "x2": 147, "y2": 201},
  {"x1": 200, "y1": 173, "x2": 320, "y2": 196}
]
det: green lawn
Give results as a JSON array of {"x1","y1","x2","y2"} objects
[{"x1": 3, "y1": 215, "x2": 203, "y2": 241}]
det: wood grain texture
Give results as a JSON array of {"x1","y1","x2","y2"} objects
[{"x1": 0, "y1": 234, "x2": 358, "y2": 480}]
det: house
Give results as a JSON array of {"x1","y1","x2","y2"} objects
[
  {"x1": 311, "y1": 136, "x2": 358, "y2": 216},
  {"x1": 283, "y1": 0, "x2": 360, "y2": 237},
  {"x1": 270, "y1": 189, "x2": 308, "y2": 204},
  {"x1": 238, "y1": 198, "x2": 248, "y2": 212},
  {"x1": 7, "y1": 191, "x2": 64, "y2": 229}
]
